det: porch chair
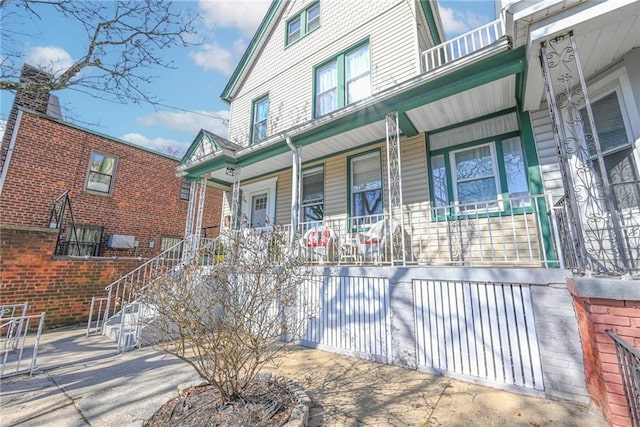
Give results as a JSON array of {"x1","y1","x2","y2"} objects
[
  {"x1": 355, "y1": 219, "x2": 402, "y2": 263},
  {"x1": 299, "y1": 226, "x2": 338, "y2": 262}
]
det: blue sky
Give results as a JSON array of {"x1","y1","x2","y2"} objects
[{"x1": 0, "y1": 0, "x2": 496, "y2": 157}]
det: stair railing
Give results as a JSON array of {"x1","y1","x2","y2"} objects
[{"x1": 86, "y1": 236, "x2": 220, "y2": 337}]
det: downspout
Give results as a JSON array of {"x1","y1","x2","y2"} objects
[
  {"x1": 0, "y1": 110, "x2": 22, "y2": 197},
  {"x1": 286, "y1": 136, "x2": 300, "y2": 245}
]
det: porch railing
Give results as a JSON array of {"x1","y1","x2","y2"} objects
[
  {"x1": 290, "y1": 193, "x2": 556, "y2": 268},
  {"x1": 1, "y1": 311, "x2": 46, "y2": 378},
  {"x1": 421, "y1": 18, "x2": 504, "y2": 72},
  {"x1": 607, "y1": 331, "x2": 640, "y2": 426}
]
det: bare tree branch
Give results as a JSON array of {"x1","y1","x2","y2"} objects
[{"x1": 0, "y1": 0, "x2": 197, "y2": 105}]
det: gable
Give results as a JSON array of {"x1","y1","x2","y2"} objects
[{"x1": 181, "y1": 129, "x2": 240, "y2": 166}]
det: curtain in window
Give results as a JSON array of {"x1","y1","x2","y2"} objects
[
  {"x1": 502, "y1": 137, "x2": 529, "y2": 206},
  {"x1": 66, "y1": 226, "x2": 101, "y2": 256},
  {"x1": 88, "y1": 153, "x2": 115, "y2": 193},
  {"x1": 430, "y1": 154, "x2": 449, "y2": 207},
  {"x1": 346, "y1": 44, "x2": 370, "y2": 104},
  {"x1": 316, "y1": 62, "x2": 337, "y2": 115}
]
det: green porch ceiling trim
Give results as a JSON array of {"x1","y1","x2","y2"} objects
[
  {"x1": 190, "y1": 47, "x2": 525, "y2": 179},
  {"x1": 221, "y1": 1, "x2": 282, "y2": 102},
  {"x1": 398, "y1": 112, "x2": 419, "y2": 137},
  {"x1": 419, "y1": 0, "x2": 443, "y2": 45},
  {"x1": 428, "y1": 107, "x2": 517, "y2": 135}
]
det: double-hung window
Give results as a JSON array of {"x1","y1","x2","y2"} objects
[
  {"x1": 64, "y1": 225, "x2": 102, "y2": 256},
  {"x1": 315, "y1": 41, "x2": 370, "y2": 117},
  {"x1": 430, "y1": 136, "x2": 529, "y2": 211},
  {"x1": 350, "y1": 151, "x2": 383, "y2": 220},
  {"x1": 86, "y1": 151, "x2": 117, "y2": 195},
  {"x1": 180, "y1": 180, "x2": 191, "y2": 201},
  {"x1": 580, "y1": 90, "x2": 639, "y2": 210},
  {"x1": 301, "y1": 167, "x2": 324, "y2": 225},
  {"x1": 286, "y1": 2, "x2": 320, "y2": 45},
  {"x1": 252, "y1": 96, "x2": 269, "y2": 144}
]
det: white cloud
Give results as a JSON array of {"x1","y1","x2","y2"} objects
[
  {"x1": 439, "y1": 6, "x2": 489, "y2": 37},
  {"x1": 198, "y1": 0, "x2": 271, "y2": 36},
  {"x1": 136, "y1": 109, "x2": 230, "y2": 139},
  {"x1": 189, "y1": 41, "x2": 239, "y2": 75},
  {"x1": 24, "y1": 46, "x2": 74, "y2": 76},
  {"x1": 121, "y1": 133, "x2": 188, "y2": 156}
]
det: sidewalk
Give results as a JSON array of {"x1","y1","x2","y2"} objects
[{"x1": 1, "y1": 327, "x2": 608, "y2": 426}]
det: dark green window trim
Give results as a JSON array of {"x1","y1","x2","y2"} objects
[
  {"x1": 347, "y1": 148, "x2": 383, "y2": 232},
  {"x1": 250, "y1": 94, "x2": 269, "y2": 145},
  {"x1": 286, "y1": 2, "x2": 320, "y2": 46},
  {"x1": 313, "y1": 38, "x2": 370, "y2": 118},
  {"x1": 427, "y1": 130, "x2": 532, "y2": 221}
]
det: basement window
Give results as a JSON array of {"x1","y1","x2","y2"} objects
[{"x1": 64, "y1": 225, "x2": 102, "y2": 256}]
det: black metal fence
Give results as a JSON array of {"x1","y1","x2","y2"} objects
[{"x1": 608, "y1": 331, "x2": 640, "y2": 426}]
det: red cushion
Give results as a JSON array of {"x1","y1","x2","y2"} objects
[
  {"x1": 307, "y1": 229, "x2": 330, "y2": 247},
  {"x1": 361, "y1": 238, "x2": 380, "y2": 245}
]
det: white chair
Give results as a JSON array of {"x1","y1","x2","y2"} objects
[
  {"x1": 299, "y1": 226, "x2": 337, "y2": 262},
  {"x1": 355, "y1": 219, "x2": 401, "y2": 263}
]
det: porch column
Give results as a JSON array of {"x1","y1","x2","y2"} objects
[
  {"x1": 287, "y1": 136, "x2": 301, "y2": 245},
  {"x1": 541, "y1": 33, "x2": 629, "y2": 273},
  {"x1": 227, "y1": 167, "x2": 241, "y2": 230},
  {"x1": 182, "y1": 178, "x2": 206, "y2": 261},
  {"x1": 386, "y1": 111, "x2": 406, "y2": 265}
]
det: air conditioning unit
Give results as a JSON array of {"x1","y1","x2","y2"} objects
[{"x1": 107, "y1": 234, "x2": 136, "y2": 249}]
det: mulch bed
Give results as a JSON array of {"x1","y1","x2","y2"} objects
[{"x1": 144, "y1": 377, "x2": 298, "y2": 427}]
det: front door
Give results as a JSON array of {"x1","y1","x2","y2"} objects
[{"x1": 250, "y1": 193, "x2": 268, "y2": 228}]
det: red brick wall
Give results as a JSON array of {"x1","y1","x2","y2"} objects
[
  {"x1": 572, "y1": 291, "x2": 640, "y2": 427},
  {"x1": 0, "y1": 226, "x2": 147, "y2": 327},
  {"x1": 0, "y1": 110, "x2": 221, "y2": 258}
]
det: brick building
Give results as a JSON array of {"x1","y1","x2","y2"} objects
[{"x1": 0, "y1": 65, "x2": 222, "y2": 327}]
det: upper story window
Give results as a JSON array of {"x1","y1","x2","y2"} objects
[
  {"x1": 252, "y1": 95, "x2": 269, "y2": 144},
  {"x1": 86, "y1": 151, "x2": 117, "y2": 195},
  {"x1": 286, "y1": 2, "x2": 320, "y2": 45},
  {"x1": 315, "y1": 41, "x2": 370, "y2": 117}
]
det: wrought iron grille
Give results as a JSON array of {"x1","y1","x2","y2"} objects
[{"x1": 608, "y1": 331, "x2": 640, "y2": 426}]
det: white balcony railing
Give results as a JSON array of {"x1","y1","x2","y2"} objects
[{"x1": 421, "y1": 18, "x2": 505, "y2": 72}]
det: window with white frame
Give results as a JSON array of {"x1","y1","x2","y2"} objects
[
  {"x1": 252, "y1": 96, "x2": 269, "y2": 144},
  {"x1": 580, "y1": 90, "x2": 639, "y2": 210},
  {"x1": 64, "y1": 225, "x2": 102, "y2": 256},
  {"x1": 301, "y1": 167, "x2": 324, "y2": 224},
  {"x1": 350, "y1": 151, "x2": 383, "y2": 218},
  {"x1": 86, "y1": 151, "x2": 117, "y2": 195},
  {"x1": 286, "y1": 2, "x2": 320, "y2": 45},
  {"x1": 315, "y1": 41, "x2": 370, "y2": 117},
  {"x1": 430, "y1": 136, "x2": 529, "y2": 210}
]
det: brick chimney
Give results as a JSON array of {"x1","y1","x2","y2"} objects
[{"x1": 1, "y1": 64, "x2": 60, "y2": 167}]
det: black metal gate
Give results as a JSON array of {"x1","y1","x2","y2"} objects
[{"x1": 608, "y1": 331, "x2": 640, "y2": 426}]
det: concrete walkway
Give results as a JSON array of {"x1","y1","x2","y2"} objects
[{"x1": 1, "y1": 327, "x2": 608, "y2": 426}]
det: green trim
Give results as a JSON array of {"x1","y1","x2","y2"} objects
[
  {"x1": 398, "y1": 112, "x2": 419, "y2": 137},
  {"x1": 517, "y1": 107, "x2": 558, "y2": 265},
  {"x1": 221, "y1": 1, "x2": 282, "y2": 102},
  {"x1": 285, "y1": 1, "x2": 320, "y2": 47},
  {"x1": 346, "y1": 148, "x2": 384, "y2": 228},
  {"x1": 250, "y1": 93, "x2": 269, "y2": 145},
  {"x1": 188, "y1": 48, "x2": 525, "y2": 178},
  {"x1": 313, "y1": 38, "x2": 370, "y2": 118},
  {"x1": 419, "y1": 0, "x2": 442, "y2": 45},
  {"x1": 429, "y1": 130, "x2": 520, "y2": 156},
  {"x1": 429, "y1": 107, "x2": 517, "y2": 136}
]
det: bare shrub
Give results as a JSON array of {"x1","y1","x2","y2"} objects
[{"x1": 138, "y1": 226, "x2": 310, "y2": 402}]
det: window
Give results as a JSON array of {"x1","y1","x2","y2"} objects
[
  {"x1": 180, "y1": 180, "x2": 191, "y2": 201},
  {"x1": 350, "y1": 151, "x2": 383, "y2": 219},
  {"x1": 315, "y1": 41, "x2": 370, "y2": 117},
  {"x1": 252, "y1": 96, "x2": 269, "y2": 144},
  {"x1": 430, "y1": 136, "x2": 529, "y2": 210},
  {"x1": 161, "y1": 236, "x2": 183, "y2": 259},
  {"x1": 286, "y1": 2, "x2": 320, "y2": 45},
  {"x1": 64, "y1": 225, "x2": 102, "y2": 256},
  {"x1": 86, "y1": 151, "x2": 116, "y2": 194},
  {"x1": 581, "y1": 91, "x2": 639, "y2": 209},
  {"x1": 301, "y1": 167, "x2": 324, "y2": 224}
]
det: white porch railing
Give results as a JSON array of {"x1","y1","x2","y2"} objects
[
  {"x1": 289, "y1": 193, "x2": 558, "y2": 268},
  {"x1": 421, "y1": 18, "x2": 504, "y2": 72},
  {"x1": 1, "y1": 310, "x2": 46, "y2": 378}
]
